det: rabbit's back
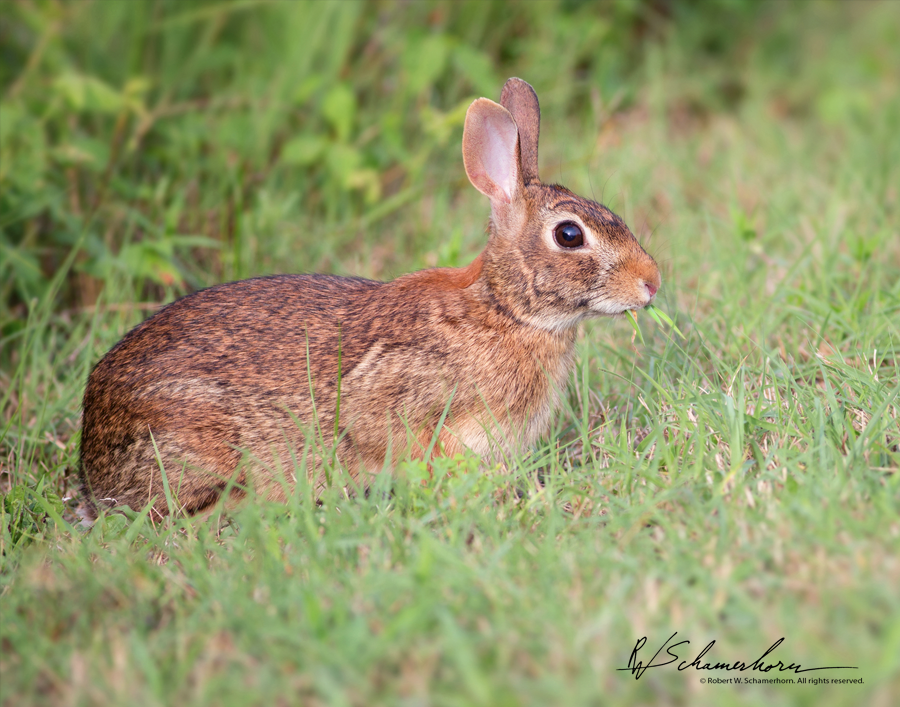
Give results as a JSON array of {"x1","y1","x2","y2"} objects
[{"x1": 80, "y1": 274, "x2": 381, "y2": 516}]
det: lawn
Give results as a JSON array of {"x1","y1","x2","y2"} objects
[{"x1": 1, "y1": 1, "x2": 898, "y2": 706}]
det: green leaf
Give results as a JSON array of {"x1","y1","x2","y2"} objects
[
  {"x1": 322, "y1": 83, "x2": 357, "y2": 142},
  {"x1": 625, "y1": 309, "x2": 645, "y2": 344},
  {"x1": 281, "y1": 134, "x2": 328, "y2": 166},
  {"x1": 646, "y1": 305, "x2": 686, "y2": 339},
  {"x1": 325, "y1": 142, "x2": 362, "y2": 185},
  {"x1": 452, "y1": 44, "x2": 497, "y2": 95},
  {"x1": 53, "y1": 73, "x2": 126, "y2": 114},
  {"x1": 293, "y1": 75, "x2": 324, "y2": 106},
  {"x1": 50, "y1": 136, "x2": 111, "y2": 171},
  {"x1": 403, "y1": 34, "x2": 449, "y2": 95}
]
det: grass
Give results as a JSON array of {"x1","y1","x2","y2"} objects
[{"x1": 2, "y1": 1, "x2": 899, "y2": 705}]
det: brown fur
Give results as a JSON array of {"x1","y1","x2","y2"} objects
[{"x1": 78, "y1": 78, "x2": 661, "y2": 519}]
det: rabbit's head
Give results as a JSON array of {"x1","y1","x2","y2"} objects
[{"x1": 463, "y1": 78, "x2": 660, "y2": 332}]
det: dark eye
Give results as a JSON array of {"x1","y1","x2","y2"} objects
[{"x1": 553, "y1": 222, "x2": 584, "y2": 249}]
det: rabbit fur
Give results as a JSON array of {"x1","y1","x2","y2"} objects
[{"x1": 78, "y1": 78, "x2": 661, "y2": 519}]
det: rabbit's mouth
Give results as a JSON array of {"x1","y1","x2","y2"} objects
[
  {"x1": 586, "y1": 289, "x2": 657, "y2": 318},
  {"x1": 584, "y1": 261, "x2": 660, "y2": 315}
]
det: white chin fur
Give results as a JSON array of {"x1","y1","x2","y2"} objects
[
  {"x1": 522, "y1": 299, "x2": 646, "y2": 332},
  {"x1": 589, "y1": 299, "x2": 639, "y2": 316}
]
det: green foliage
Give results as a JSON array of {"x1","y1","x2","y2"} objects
[{"x1": 1, "y1": 478, "x2": 64, "y2": 551}]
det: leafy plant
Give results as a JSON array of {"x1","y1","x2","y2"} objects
[{"x1": 2, "y1": 478, "x2": 65, "y2": 551}]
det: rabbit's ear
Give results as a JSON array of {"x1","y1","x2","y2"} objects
[
  {"x1": 462, "y1": 98, "x2": 522, "y2": 205},
  {"x1": 500, "y1": 78, "x2": 540, "y2": 184}
]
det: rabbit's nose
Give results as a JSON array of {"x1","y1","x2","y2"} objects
[{"x1": 644, "y1": 281, "x2": 658, "y2": 298}]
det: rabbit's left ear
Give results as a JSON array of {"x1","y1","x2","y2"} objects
[
  {"x1": 500, "y1": 78, "x2": 540, "y2": 184},
  {"x1": 462, "y1": 98, "x2": 521, "y2": 205}
]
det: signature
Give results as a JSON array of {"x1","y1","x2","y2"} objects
[{"x1": 619, "y1": 633, "x2": 859, "y2": 680}]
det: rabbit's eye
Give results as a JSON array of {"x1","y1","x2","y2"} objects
[{"x1": 554, "y1": 222, "x2": 584, "y2": 248}]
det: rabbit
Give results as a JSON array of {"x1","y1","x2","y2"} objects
[{"x1": 78, "y1": 78, "x2": 661, "y2": 520}]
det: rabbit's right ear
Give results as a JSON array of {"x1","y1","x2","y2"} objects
[{"x1": 462, "y1": 98, "x2": 521, "y2": 206}]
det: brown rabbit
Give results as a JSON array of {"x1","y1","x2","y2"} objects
[{"x1": 78, "y1": 78, "x2": 661, "y2": 520}]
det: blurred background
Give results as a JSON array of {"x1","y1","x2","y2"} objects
[{"x1": 2, "y1": 0, "x2": 895, "y2": 327}]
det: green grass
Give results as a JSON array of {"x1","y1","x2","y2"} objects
[{"x1": 2, "y1": 1, "x2": 899, "y2": 705}]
